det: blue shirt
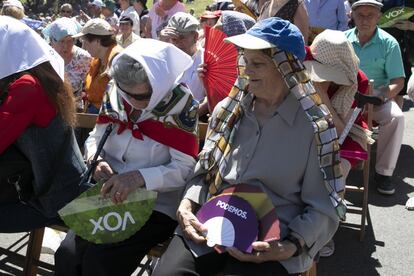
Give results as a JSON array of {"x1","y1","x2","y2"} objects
[
  {"x1": 345, "y1": 27, "x2": 405, "y2": 88},
  {"x1": 304, "y1": 0, "x2": 348, "y2": 31}
]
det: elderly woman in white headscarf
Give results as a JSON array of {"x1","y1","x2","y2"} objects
[
  {"x1": 43, "y1": 17, "x2": 92, "y2": 108},
  {"x1": 55, "y1": 39, "x2": 199, "y2": 276},
  {"x1": 0, "y1": 16, "x2": 85, "y2": 231}
]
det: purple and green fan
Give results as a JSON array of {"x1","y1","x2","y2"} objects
[{"x1": 196, "y1": 194, "x2": 259, "y2": 253}]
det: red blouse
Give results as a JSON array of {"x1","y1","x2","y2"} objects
[{"x1": 0, "y1": 74, "x2": 56, "y2": 153}]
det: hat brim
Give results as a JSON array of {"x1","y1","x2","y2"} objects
[
  {"x1": 72, "y1": 32, "x2": 86, "y2": 38},
  {"x1": 352, "y1": 3, "x2": 383, "y2": 10},
  {"x1": 304, "y1": 60, "x2": 352, "y2": 86},
  {"x1": 224, "y1": 33, "x2": 276, "y2": 50}
]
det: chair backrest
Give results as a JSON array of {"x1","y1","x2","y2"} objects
[
  {"x1": 76, "y1": 113, "x2": 98, "y2": 129},
  {"x1": 198, "y1": 122, "x2": 208, "y2": 142}
]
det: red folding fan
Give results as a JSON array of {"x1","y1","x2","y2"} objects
[{"x1": 203, "y1": 26, "x2": 238, "y2": 112}]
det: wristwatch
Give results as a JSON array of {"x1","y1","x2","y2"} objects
[{"x1": 285, "y1": 234, "x2": 304, "y2": 257}]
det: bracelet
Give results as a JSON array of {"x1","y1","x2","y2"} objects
[{"x1": 285, "y1": 235, "x2": 303, "y2": 257}]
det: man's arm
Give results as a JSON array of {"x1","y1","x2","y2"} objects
[
  {"x1": 380, "y1": 77, "x2": 405, "y2": 100},
  {"x1": 337, "y1": 0, "x2": 349, "y2": 31}
]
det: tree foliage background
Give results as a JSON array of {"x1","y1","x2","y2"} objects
[{"x1": 20, "y1": 0, "x2": 90, "y2": 15}]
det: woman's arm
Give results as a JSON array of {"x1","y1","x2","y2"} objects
[
  {"x1": 285, "y1": 137, "x2": 339, "y2": 259},
  {"x1": 139, "y1": 147, "x2": 196, "y2": 193},
  {"x1": 313, "y1": 82, "x2": 347, "y2": 135},
  {"x1": 294, "y1": 1, "x2": 309, "y2": 44},
  {"x1": 0, "y1": 76, "x2": 55, "y2": 153}
]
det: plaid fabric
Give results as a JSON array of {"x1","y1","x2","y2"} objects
[{"x1": 200, "y1": 49, "x2": 347, "y2": 220}]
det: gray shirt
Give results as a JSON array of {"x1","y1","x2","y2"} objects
[{"x1": 184, "y1": 92, "x2": 339, "y2": 274}]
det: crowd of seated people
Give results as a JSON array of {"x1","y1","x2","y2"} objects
[{"x1": 1, "y1": 0, "x2": 413, "y2": 275}]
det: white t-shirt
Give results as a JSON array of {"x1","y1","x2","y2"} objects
[{"x1": 120, "y1": 6, "x2": 141, "y2": 36}]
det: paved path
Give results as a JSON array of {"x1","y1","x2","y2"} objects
[{"x1": 319, "y1": 97, "x2": 414, "y2": 276}]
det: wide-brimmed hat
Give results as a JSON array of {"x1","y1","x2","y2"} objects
[
  {"x1": 72, "y1": 18, "x2": 114, "y2": 38},
  {"x1": 224, "y1": 17, "x2": 305, "y2": 61},
  {"x1": 167, "y1": 12, "x2": 199, "y2": 33},
  {"x1": 304, "y1": 30, "x2": 359, "y2": 86},
  {"x1": 351, "y1": 0, "x2": 383, "y2": 10},
  {"x1": 304, "y1": 29, "x2": 360, "y2": 116}
]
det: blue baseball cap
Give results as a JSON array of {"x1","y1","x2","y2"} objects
[{"x1": 224, "y1": 17, "x2": 306, "y2": 61}]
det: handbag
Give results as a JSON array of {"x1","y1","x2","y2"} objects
[{"x1": 0, "y1": 144, "x2": 34, "y2": 203}]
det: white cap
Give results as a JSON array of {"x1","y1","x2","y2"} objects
[
  {"x1": 352, "y1": 0, "x2": 383, "y2": 10},
  {"x1": 2, "y1": 0, "x2": 24, "y2": 10},
  {"x1": 91, "y1": 0, "x2": 105, "y2": 8}
]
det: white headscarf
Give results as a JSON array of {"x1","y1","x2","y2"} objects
[
  {"x1": 0, "y1": 16, "x2": 64, "y2": 80},
  {"x1": 112, "y1": 39, "x2": 193, "y2": 111}
]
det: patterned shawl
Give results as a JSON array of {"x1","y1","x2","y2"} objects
[
  {"x1": 97, "y1": 80, "x2": 199, "y2": 158},
  {"x1": 199, "y1": 48, "x2": 346, "y2": 220}
]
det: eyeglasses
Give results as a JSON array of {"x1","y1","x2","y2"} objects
[
  {"x1": 116, "y1": 82, "x2": 152, "y2": 101},
  {"x1": 61, "y1": 10, "x2": 72, "y2": 14}
]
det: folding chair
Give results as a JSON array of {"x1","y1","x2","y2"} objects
[{"x1": 344, "y1": 80, "x2": 375, "y2": 241}]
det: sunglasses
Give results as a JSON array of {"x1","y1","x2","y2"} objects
[
  {"x1": 116, "y1": 82, "x2": 152, "y2": 101},
  {"x1": 61, "y1": 10, "x2": 72, "y2": 13}
]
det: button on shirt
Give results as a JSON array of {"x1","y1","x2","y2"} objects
[
  {"x1": 304, "y1": 0, "x2": 348, "y2": 31},
  {"x1": 184, "y1": 92, "x2": 339, "y2": 274},
  {"x1": 345, "y1": 27, "x2": 405, "y2": 88}
]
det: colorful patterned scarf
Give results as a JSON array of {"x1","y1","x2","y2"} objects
[
  {"x1": 200, "y1": 49, "x2": 347, "y2": 220},
  {"x1": 97, "y1": 81, "x2": 200, "y2": 158}
]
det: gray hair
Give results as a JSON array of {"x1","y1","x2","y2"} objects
[
  {"x1": 60, "y1": 3, "x2": 73, "y2": 11},
  {"x1": 109, "y1": 54, "x2": 149, "y2": 87}
]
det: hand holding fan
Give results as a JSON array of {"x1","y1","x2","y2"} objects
[
  {"x1": 203, "y1": 26, "x2": 238, "y2": 112},
  {"x1": 196, "y1": 194, "x2": 258, "y2": 253},
  {"x1": 59, "y1": 181, "x2": 156, "y2": 244}
]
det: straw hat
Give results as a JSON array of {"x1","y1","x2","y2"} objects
[{"x1": 304, "y1": 30, "x2": 360, "y2": 116}]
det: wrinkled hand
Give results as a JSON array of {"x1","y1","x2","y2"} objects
[
  {"x1": 392, "y1": 20, "x2": 414, "y2": 31},
  {"x1": 159, "y1": 27, "x2": 179, "y2": 42},
  {"x1": 93, "y1": 160, "x2": 116, "y2": 182},
  {"x1": 177, "y1": 199, "x2": 207, "y2": 243},
  {"x1": 226, "y1": 240, "x2": 297, "y2": 263},
  {"x1": 197, "y1": 63, "x2": 207, "y2": 79},
  {"x1": 100, "y1": 171, "x2": 145, "y2": 204}
]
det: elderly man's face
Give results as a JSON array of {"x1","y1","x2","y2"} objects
[
  {"x1": 352, "y1": 6, "x2": 381, "y2": 35},
  {"x1": 170, "y1": 31, "x2": 198, "y2": 56}
]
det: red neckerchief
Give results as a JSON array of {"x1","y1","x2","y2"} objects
[{"x1": 96, "y1": 100, "x2": 199, "y2": 157}]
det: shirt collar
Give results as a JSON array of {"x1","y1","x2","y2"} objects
[
  {"x1": 348, "y1": 27, "x2": 380, "y2": 46},
  {"x1": 241, "y1": 92, "x2": 299, "y2": 126}
]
